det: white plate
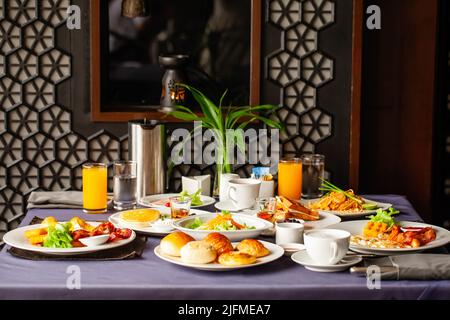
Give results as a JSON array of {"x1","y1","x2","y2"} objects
[
  {"x1": 328, "y1": 220, "x2": 450, "y2": 255},
  {"x1": 301, "y1": 198, "x2": 392, "y2": 218},
  {"x1": 173, "y1": 213, "x2": 274, "y2": 241},
  {"x1": 3, "y1": 222, "x2": 136, "y2": 256},
  {"x1": 303, "y1": 212, "x2": 341, "y2": 230},
  {"x1": 109, "y1": 208, "x2": 213, "y2": 237},
  {"x1": 139, "y1": 193, "x2": 216, "y2": 208},
  {"x1": 291, "y1": 250, "x2": 362, "y2": 272},
  {"x1": 154, "y1": 241, "x2": 284, "y2": 271}
]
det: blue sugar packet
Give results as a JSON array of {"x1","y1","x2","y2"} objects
[{"x1": 252, "y1": 167, "x2": 270, "y2": 179}]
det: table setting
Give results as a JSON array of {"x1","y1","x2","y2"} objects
[
  {"x1": 0, "y1": 84, "x2": 448, "y2": 300},
  {"x1": 1, "y1": 146, "x2": 450, "y2": 300}
]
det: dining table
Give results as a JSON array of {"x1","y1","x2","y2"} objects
[{"x1": 0, "y1": 194, "x2": 449, "y2": 300}]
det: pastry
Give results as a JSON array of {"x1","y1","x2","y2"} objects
[
  {"x1": 203, "y1": 233, "x2": 234, "y2": 256},
  {"x1": 218, "y1": 251, "x2": 257, "y2": 266},
  {"x1": 160, "y1": 231, "x2": 195, "y2": 257},
  {"x1": 120, "y1": 209, "x2": 160, "y2": 228},
  {"x1": 236, "y1": 239, "x2": 270, "y2": 257},
  {"x1": 180, "y1": 241, "x2": 217, "y2": 264}
]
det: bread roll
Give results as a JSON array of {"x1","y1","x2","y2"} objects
[
  {"x1": 236, "y1": 239, "x2": 270, "y2": 257},
  {"x1": 218, "y1": 251, "x2": 257, "y2": 266},
  {"x1": 203, "y1": 233, "x2": 234, "y2": 256},
  {"x1": 160, "y1": 232, "x2": 195, "y2": 257},
  {"x1": 180, "y1": 241, "x2": 217, "y2": 264}
]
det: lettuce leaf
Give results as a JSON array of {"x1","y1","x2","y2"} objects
[
  {"x1": 368, "y1": 207, "x2": 400, "y2": 228},
  {"x1": 180, "y1": 189, "x2": 204, "y2": 206},
  {"x1": 43, "y1": 223, "x2": 73, "y2": 248},
  {"x1": 187, "y1": 218, "x2": 203, "y2": 230}
]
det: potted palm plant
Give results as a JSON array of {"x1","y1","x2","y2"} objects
[{"x1": 169, "y1": 84, "x2": 282, "y2": 196}]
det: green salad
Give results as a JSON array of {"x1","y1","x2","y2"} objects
[
  {"x1": 43, "y1": 222, "x2": 73, "y2": 248},
  {"x1": 180, "y1": 189, "x2": 204, "y2": 206},
  {"x1": 368, "y1": 207, "x2": 400, "y2": 228}
]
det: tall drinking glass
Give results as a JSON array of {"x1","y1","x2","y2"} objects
[
  {"x1": 278, "y1": 158, "x2": 302, "y2": 200},
  {"x1": 301, "y1": 154, "x2": 325, "y2": 199},
  {"x1": 113, "y1": 161, "x2": 137, "y2": 210},
  {"x1": 82, "y1": 163, "x2": 108, "y2": 214}
]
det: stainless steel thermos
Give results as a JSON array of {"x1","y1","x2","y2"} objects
[{"x1": 128, "y1": 120, "x2": 166, "y2": 199}]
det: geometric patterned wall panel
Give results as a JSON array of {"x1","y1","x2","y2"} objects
[
  {"x1": 0, "y1": 0, "x2": 129, "y2": 242},
  {"x1": 267, "y1": 0, "x2": 334, "y2": 158}
]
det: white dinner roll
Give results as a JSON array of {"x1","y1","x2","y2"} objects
[
  {"x1": 160, "y1": 232, "x2": 195, "y2": 257},
  {"x1": 180, "y1": 241, "x2": 217, "y2": 264}
]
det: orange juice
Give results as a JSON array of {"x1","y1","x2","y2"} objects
[
  {"x1": 82, "y1": 163, "x2": 108, "y2": 213},
  {"x1": 278, "y1": 159, "x2": 302, "y2": 200}
]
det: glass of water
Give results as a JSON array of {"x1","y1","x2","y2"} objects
[
  {"x1": 113, "y1": 161, "x2": 137, "y2": 210},
  {"x1": 301, "y1": 154, "x2": 325, "y2": 199}
]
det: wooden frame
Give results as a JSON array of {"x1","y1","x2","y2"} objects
[
  {"x1": 90, "y1": 0, "x2": 262, "y2": 122},
  {"x1": 349, "y1": 0, "x2": 363, "y2": 189}
]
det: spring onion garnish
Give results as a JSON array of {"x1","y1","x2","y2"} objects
[{"x1": 318, "y1": 179, "x2": 363, "y2": 204}]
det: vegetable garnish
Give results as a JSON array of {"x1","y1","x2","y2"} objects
[
  {"x1": 319, "y1": 179, "x2": 363, "y2": 204},
  {"x1": 180, "y1": 189, "x2": 204, "y2": 206},
  {"x1": 187, "y1": 217, "x2": 203, "y2": 230},
  {"x1": 43, "y1": 223, "x2": 73, "y2": 248},
  {"x1": 368, "y1": 207, "x2": 400, "y2": 228}
]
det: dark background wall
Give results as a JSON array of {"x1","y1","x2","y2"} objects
[
  {"x1": 0, "y1": 0, "x2": 358, "y2": 242},
  {"x1": 360, "y1": 0, "x2": 450, "y2": 225}
]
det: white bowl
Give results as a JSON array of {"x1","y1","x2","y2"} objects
[
  {"x1": 172, "y1": 213, "x2": 274, "y2": 241},
  {"x1": 79, "y1": 235, "x2": 110, "y2": 247}
]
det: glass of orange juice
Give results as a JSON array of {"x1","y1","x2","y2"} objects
[
  {"x1": 82, "y1": 163, "x2": 108, "y2": 214},
  {"x1": 278, "y1": 158, "x2": 302, "y2": 200}
]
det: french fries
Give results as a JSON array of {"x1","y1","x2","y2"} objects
[
  {"x1": 24, "y1": 228, "x2": 47, "y2": 238},
  {"x1": 28, "y1": 235, "x2": 47, "y2": 245},
  {"x1": 24, "y1": 228, "x2": 48, "y2": 245}
]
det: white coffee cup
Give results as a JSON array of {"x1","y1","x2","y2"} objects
[
  {"x1": 304, "y1": 229, "x2": 351, "y2": 265},
  {"x1": 227, "y1": 178, "x2": 261, "y2": 210},
  {"x1": 276, "y1": 222, "x2": 304, "y2": 245},
  {"x1": 219, "y1": 174, "x2": 240, "y2": 202}
]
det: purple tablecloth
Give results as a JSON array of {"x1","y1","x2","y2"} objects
[{"x1": 0, "y1": 195, "x2": 449, "y2": 300}]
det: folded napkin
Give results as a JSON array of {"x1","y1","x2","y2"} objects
[
  {"x1": 362, "y1": 254, "x2": 450, "y2": 280},
  {"x1": 27, "y1": 191, "x2": 83, "y2": 209},
  {"x1": 7, "y1": 216, "x2": 147, "y2": 261}
]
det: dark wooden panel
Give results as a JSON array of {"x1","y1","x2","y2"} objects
[{"x1": 360, "y1": 0, "x2": 438, "y2": 221}]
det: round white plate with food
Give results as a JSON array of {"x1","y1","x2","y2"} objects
[
  {"x1": 3, "y1": 222, "x2": 136, "y2": 256},
  {"x1": 172, "y1": 213, "x2": 274, "y2": 241},
  {"x1": 154, "y1": 240, "x2": 284, "y2": 271},
  {"x1": 291, "y1": 251, "x2": 362, "y2": 272},
  {"x1": 139, "y1": 193, "x2": 216, "y2": 208},
  {"x1": 301, "y1": 198, "x2": 392, "y2": 218},
  {"x1": 109, "y1": 208, "x2": 213, "y2": 237},
  {"x1": 328, "y1": 220, "x2": 450, "y2": 255}
]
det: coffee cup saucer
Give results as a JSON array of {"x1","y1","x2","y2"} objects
[
  {"x1": 291, "y1": 250, "x2": 362, "y2": 273},
  {"x1": 215, "y1": 200, "x2": 247, "y2": 212}
]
